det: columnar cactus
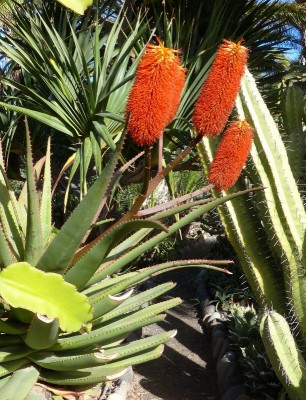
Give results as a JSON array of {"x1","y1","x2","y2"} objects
[{"x1": 198, "y1": 68, "x2": 306, "y2": 399}]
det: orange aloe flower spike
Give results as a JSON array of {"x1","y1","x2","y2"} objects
[
  {"x1": 208, "y1": 119, "x2": 254, "y2": 190},
  {"x1": 126, "y1": 39, "x2": 186, "y2": 147},
  {"x1": 193, "y1": 39, "x2": 249, "y2": 137}
]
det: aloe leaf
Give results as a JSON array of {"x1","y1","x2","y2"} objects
[
  {"x1": 40, "y1": 138, "x2": 52, "y2": 246},
  {"x1": 0, "y1": 345, "x2": 34, "y2": 362},
  {"x1": 0, "y1": 335, "x2": 23, "y2": 347},
  {"x1": 37, "y1": 131, "x2": 126, "y2": 274},
  {"x1": 82, "y1": 272, "x2": 137, "y2": 296},
  {"x1": 90, "y1": 261, "x2": 229, "y2": 320},
  {"x1": 29, "y1": 330, "x2": 175, "y2": 371},
  {"x1": 0, "y1": 165, "x2": 24, "y2": 260},
  {"x1": 0, "y1": 376, "x2": 10, "y2": 390},
  {"x1": 93, "y1": 282, "x2": 175, "y2": 324},
  {"x1": 40, "y1": 367, "x2": 129, "y2": 386},
  {"x1": 18, "y1": 155, "x2": 47, "y2": 209},
  {"x1": 0, "y1": 366, "x2": 39, "y2": 400},
  {"x1": 0, "y1": 359, "x2": 28, "y2": 378},
  {"x1": 90, "y1": 290, "x2": 134, "y2": 320},
  {"x1": 52, "y1": 298, "x2": 180, "y2": 351},
  {"x1": 24, "y1": 315, "x2": 59, "y2": 350},
  {"x1": 24, "y1": 124, "x2": 43, "y2": 266},
  {"x1": 0, "y1": 320, "x2": 27, "y2": 335},
  {"x1": 39, "y1": 345, "x2": 163, "y2": 385},
  {"x1": 98, "y1": 330, "x2": 175, "y2": 361},
  {"x1": 0, "y1": 223, "x2": 15, "y2": 267},
  {"x1": 0, "y1": 262, "x2": 92, "y2": 333},
  {"x1": 85, "y1": 185, "x2": 251, "y2": 285},
  {"x1": 29, "y1": 351, "x2": 118, "y2": 372},
  {"x1": 65, "y1": 220, "x2": 168, "y2": 289}
]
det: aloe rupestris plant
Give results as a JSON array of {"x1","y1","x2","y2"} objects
[
  {"x1": 0, "y1": 108, "x2": 260, "y2": 399},
  {"x1": 198, "y1": 68, "x2": 306, "y2": 399}
]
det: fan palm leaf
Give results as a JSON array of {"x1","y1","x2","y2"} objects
[{"x1": 0, "y1": 2, "x2": 147, "y2": 198}]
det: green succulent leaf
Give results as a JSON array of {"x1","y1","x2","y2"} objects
[
  {"x1": 40, "y1": 345, "x2": 163, "y2": 385},
  {"x1": 0, "y1": 262, "x2": 93, "y2": 333},
  {"x1": 0, "y1": 366, "x2": 39, "y2": 400},
  {"x1": 55, "y1": 0, "x2": 93, "y2": 15},
  {"x1": 29, "y1": 330, "x2": 176, "y2": 371},
  {"x1": 37, "y1": 130, "x2": 126, "y2": 274},
  {"x1": 24, "y1": 124, "x2": 43, "y2": 267},
  {"x1": 65, "y1": 219, "x2": 168, "y2": 289}
]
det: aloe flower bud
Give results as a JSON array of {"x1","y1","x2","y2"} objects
[
  {"x1": 193, "y1": 39, "x2": 249, "y2": 136},
  {"x1": 208, "y1": 119, "x2": 253, "y2": 190},
  {"x1": 126, "y1": 40, "x2": 186, "y2": 146}
]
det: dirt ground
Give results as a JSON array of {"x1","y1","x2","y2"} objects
[{"x1": 129, "y1": 269, "x2": 218, "y2": 400}]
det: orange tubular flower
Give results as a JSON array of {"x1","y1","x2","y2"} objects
[
  {"x1": 126, "y1": 40, "x2": 186, "y2": 147},
  {"x1": 208, "y1": 119, "x2": 254, "y2": 190},
  {"x1": 193, "y1": 39, "x2": 249, "y2": 136}
]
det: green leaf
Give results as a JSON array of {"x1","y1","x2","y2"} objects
[
  {"x1": 65, "y1": 219, "x2": 168, "y2": 288},
  {"x1": 0, "y1": 103, "x2": 73, "y2": 136},
  {"x1": 24, "y1": 315, "x2": 59, "y2": 350},
  {"x1": 40, "y1": 346, "x2": 163, "y2": 385},
  {"x1": 52, "y1": 298, "x2": 180, "y2": 351},
  {"x1": 0, "y1": 263, "x2": 93, "y2": 333},
  {"x1": 24, "y1": 122, "x2": 43, "y2": 266},
  {"x1": 0, "y1": 366, "x2": 39, "y2": 400},
  {"x1": 87, "y1": 188, "x2": 260, "y2": 285},
  {"x1": 37, "y1": 131, "x2": 126, "y2": 273},
  {"x1": 40, "y1": 138, "x2": 52, "y2": 246},
  {"x1": 55, "y1": 0, "x2": 93, "y2": 15},
  {"x1": 29, "y1": 330, "x2": 175, "y2": 371}
]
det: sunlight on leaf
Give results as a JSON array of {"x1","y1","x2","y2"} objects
[
  {"x1": 0, "y1": 262, "x2": 93, "y2": 333},
  {"x1": 55, "y1": 0, "x2": 93, "y2": 14}
]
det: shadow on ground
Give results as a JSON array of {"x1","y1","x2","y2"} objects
[{"x1": 130, "y1": 269, "x2": 218, "y2": 400}]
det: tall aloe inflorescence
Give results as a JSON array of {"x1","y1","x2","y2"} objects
[
  {"x1": 197, "y1": 63, "x2": 306, "y2": 399},
  {"x1": 126, "y1": 39, "x2": 186, "y2": 147}
]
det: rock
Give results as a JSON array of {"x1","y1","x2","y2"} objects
[
  {"x1": 217, "y1": 352, "x2": 237, "y2": 395},
  {"x1": 202, "y1": 304, "x2": 216, "y2": 318},
  {"x1": 211, "y1": 322, "x2": 227, "y2": 336},
  {"x1": 212, "y1": 329, "x2": 226, "y2": 350},
  {"x1": 208, "y1": 311, "x2": 222, "y2": 323},
  {"x1": 212, "y1": 335, "x2": 226, "y2": 361},
  {"x1": 217, "y1": 338, "x2": 230, "y2": 362},
  {"x1": 108, "y1": 367, "x2": 133, "y2": 400},
  {"x1": 221, "y1": 385, "x2": 248, "y2": 400}
]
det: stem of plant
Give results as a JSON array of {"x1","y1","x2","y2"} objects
[
  {"x1": 147, "y1": 135, "x2": 203, "y2": 195},
  {"x1": 127, "y1": 145, "x2": 152, "y2": 217}
]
